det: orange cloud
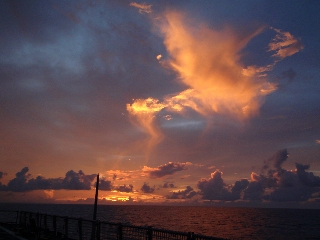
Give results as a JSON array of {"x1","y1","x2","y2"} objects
[
  {"x1": 268, "y1": 28, "x2": 304, "y2": 59},
  {"x1": 160, "y1": 11, "x2": 276, "y2": 119},
  {"x1": 127, "y1": 10, "x2": 303, "y2": 155},
  {"x1": 126, "y1": 98, "x2": 165, "y2": 159}
]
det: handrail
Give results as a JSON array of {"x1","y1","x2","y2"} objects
[{"x1": 0, "y1": 210, "x2": 225, "y2": 240}]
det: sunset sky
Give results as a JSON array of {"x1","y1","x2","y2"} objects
[{"x1": 1, "y1": 0, "x2": 320, "y2": 207}]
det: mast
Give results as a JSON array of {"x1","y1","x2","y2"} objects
[{"x1": 93, "y1": 173, "x2": 99, "y2": 221}]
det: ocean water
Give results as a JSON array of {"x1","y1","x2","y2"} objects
[{"x1": 1, "y1": 203, "x2": 320, "y2": 239}]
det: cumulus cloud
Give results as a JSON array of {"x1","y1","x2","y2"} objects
[
  {"x1": 6, "y1": 167, "x2": 32, "y2": 192},
  {"x1": 61, "y1": 170, "x2": 96, "y2": 190},
  {"x1": 140, "y1": 182, "x2": 155, "y2": 193},
  {"x1": 231, "y1": 179, "x2": 249, "y2": 199},
  {"x1": 1, "y1": 167, "x2": 97, "y2": 192},
  {"x1": 197, "y1": 170, "x2": 233, "y2": 200},
  {"x1": 146, "y1": 162, "x2": 188, "y2": 178},
  {"x1": 295, "y1": 163, "x2": 320, "y2": 187},
  {"x1": 167, "y1": 186, "x2": 197, "y2": 199},
  {"x1": 196, "y1": 149, "x2": 320, "y2": 202},
  {"x1": 99, "y1": 179, "x2": 113, "y2": 191},
  {"x1": 114, "y1": 184, "x2": 134, "y2": 193}
]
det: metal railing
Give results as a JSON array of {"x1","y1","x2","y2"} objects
[
  {"x1": 1, "y1": 210, "x2": 225, "y2": 240},
  {"x1": 0, "y1": 210, "x2": 19, "y2": 224}
]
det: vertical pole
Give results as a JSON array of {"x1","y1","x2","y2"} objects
[
  {"x1": 93, "y1": 173, "x2": 99, "y2": 221},
  {"x1": 91, "y1": 173, "x2": 99, "y2": 240}
]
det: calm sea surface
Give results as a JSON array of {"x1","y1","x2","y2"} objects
[{"x1": 1, "y1": 203, "x2": 320, "y2": 239}]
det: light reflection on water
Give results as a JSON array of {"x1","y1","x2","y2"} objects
[{"x1": 2, "y1": 203, "x2": 320, "y2": 239}]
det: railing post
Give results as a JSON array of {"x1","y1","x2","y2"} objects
[
  {"x1": 44, "y1": 214, "x2": 47, "y2": 231},
  {"x1": 36, "y1": 212, "x2": 39, "y2": 228},
  {"x1": 24, "y1": 212, "x2": 27, "y2": 227},
  {"x1": 187, "y1": 232, "x2": 194, "y2": 240},
  {"x1": 64, "y1": 216, "x2": 68, "y2": 239},
  {"x1": 78, "y1": 218, "x2": 83, "y2": 240},
  {"x1": 91, "y1": 221, "x2": 96, "y2": 240},
  {"x1": 96, "y1": 220, "x2": 101, "y2": 240},
  {"x1": 53, "y1": 215, "x2": 57, "y2": 236},
  {"x1": 147, "y1": 226, "x2": 153, "y2": 240},
  {"x1": 16, "y1": 211, "x2": 19, "y2": 225},
  {"x1": 118, "y1": 223, "x2": 123, "y2": 240}
]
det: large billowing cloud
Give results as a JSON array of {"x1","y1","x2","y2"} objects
[
  {"x1": 1, "y1": 167, "x2": 96, "y2": 192},
  {"x1": 99, "y1": 179, "x2": 113, "y2": 191},
  {"x1": 197, "y1": 170, "x2": 233, "y2": 200},
  {"x1": 127, "y1": 10, "x2": 303, "y2": 155},
  {"x1": 196, "y1": 149, "x2": 320, "y2": 202}
]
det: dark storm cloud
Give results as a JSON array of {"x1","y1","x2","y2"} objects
[
  {"x1": 99, "y1": 179, "x2": 113, "y2": 191},
  {"x1": 1, "y1": 167, "x2": 97, "y2": 192},
  {"x1": 196, "y1": 149, "x2": 320, "y2": 202},
  {"x1": 166, "y1": 186, "x2": 197, "y2": 199},
  {"x1": 231, "y1": 179, "x2": 249, "y2": 200},
  {"x1": 197, "y1": 171, "x2": 233, "y2": 201},
  {"x1": 114, "y1": 184, "x2": 134, "y2": 193},
  {"x1": 61, "y1": 170, "x2": 96, "y2": 190},
  {"x1": 149, "y1": 162, "x2": 187, "y2": 178},
  {"x1": 140, "y1": 182, "x2": 155, "y2": 193},
  {"x1": 295, "y1": 163, "x2": 320, "y2": 187},
  {"x1": 6, "y1": 167, "x2": 31, "y2": 192}
]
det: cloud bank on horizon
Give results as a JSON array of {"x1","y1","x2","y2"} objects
[{"x1": 1, "y1": 149, "x2": 320, "y2": 204}]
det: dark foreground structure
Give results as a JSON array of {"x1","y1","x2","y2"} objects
[{"x1": 0, "y1": 210, "x2": 225, "y2": 240}]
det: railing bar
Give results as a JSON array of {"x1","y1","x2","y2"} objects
[{"x1": 0, "y1": 210, "x2": 223, "y2": 240}]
